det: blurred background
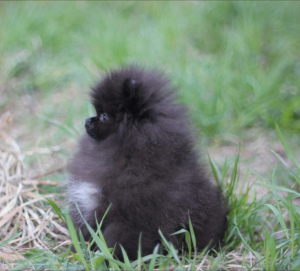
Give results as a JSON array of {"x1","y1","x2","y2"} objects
[
  {"x1": 1, "y1": 3, "x2": 300, "y2": 268},
  {"x1": 1, "y1": 1, "x2": 300, "y2": 176}
]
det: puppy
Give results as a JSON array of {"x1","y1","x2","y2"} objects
[{"x1": 67, "y1": 66, "x2": 228, "y2": 260}]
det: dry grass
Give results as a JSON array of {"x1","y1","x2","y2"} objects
[
  {"x1": 0, "y1": 111, "x2": 260, "y2": 270},
  {"x1": 208, "y1": 130, "x2": 298, "y2": 199},
  {"x1": 0, "y1": 111, "x2": 297, "y2": 270},
  {"x1": 0, "y1": 112, "x2": 69, "y2": 266}
]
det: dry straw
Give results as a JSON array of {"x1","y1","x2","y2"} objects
[
  {"x1": 0, "y1": 112, "x2": 69, "y2": 262},
  {"x1": 0, "y1": 112, "x2": 259, "y2": 270}
]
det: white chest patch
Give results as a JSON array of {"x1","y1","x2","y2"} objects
[{"x1": 68, "y1": 181, "x2": 101, "y2": 222}]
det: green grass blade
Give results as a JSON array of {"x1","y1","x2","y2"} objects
[
  {"x1": 0, "y1": 232, "x2": 22, "y2": 249},
  {"x1": 233, "y1": 216, "x2": 262, "y2": 261},
  {"x1": 37, "y1": 113, "x2": 79, "y2": 138},
  {"x1": 276, "y1": 123, "x2": 300, "y2": 169},
  {"x1": 90, "y1": 204, "x2": 111, "y2": 249},
  {"x1": 137, "y1": 233, "x2": 142, "y2": 271},
  {"x1": 148, "y1": 244, "x2": 160, "y2": 270},
  {"x1": 264, "y1": 204, "x2": 288, "y2": 238},
  {"x1": 158, "y1": 230, "x2": 181, "y2": 266},
  {"x1": 208, "y1": 155, "x2": 221, "y2": 188},
  {"x1": 257, "y1": 183, "x2": 300, "y2": 197},
  {"x1": 120, "y1": 245, "x2": 133, "y2": 270},
  {"x1": 188, "y1": 216, "x2": 197, "y2": 252},
  {"x1": 46, "y1": 197, "x2": 66, "y2": 223},
  {"x1": 65, "y1": 214, "x2": 89, "y2": 270}
]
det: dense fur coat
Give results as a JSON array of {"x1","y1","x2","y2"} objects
[{"x1": 67, "y1": 66, "x2": 228, "y2": 260}]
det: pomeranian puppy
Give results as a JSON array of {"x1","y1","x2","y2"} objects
[{"x1": 67, "y1": 66, "x2": 228, "y2": 260}]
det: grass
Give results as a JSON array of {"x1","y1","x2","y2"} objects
[
  {"x1": 0, "y1": 1, "x2": 300, "y2": 270},
  {"x1": 1, "y1": 2, "x2": 300, "y2": 141},
  {"x1": 3, "y1": 127, "x2": 300, "y2": 270}
]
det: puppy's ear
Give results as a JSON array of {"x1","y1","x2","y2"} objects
[
  {"x1": 122, "y1": 78, "x2": 140, "y2": 98},
  {"x1": 122, "y1": 78, "x2": 145, "y2": 117}
]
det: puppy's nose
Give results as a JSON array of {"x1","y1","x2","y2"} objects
[{"x1": 85, "y1": 117, "x2": 93, "y2": 125}]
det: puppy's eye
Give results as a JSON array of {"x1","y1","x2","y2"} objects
[{"x1": 99, "y1": 113, "x2": 109, "y2": 122}]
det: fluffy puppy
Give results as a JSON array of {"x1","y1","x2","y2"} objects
[{"x1": 67, "y1": 66, "x2": 228, "y2": 261}]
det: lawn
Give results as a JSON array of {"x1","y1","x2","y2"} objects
[{"x1": 0, "y1": 2, "x2": 299, "y2": 270}]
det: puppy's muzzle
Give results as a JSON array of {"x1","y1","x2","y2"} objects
[{"x1": 85, "y1": 117, "x2": 96, "y2": 126}]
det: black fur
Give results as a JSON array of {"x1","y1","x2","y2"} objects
[{"x1": 68, "y1": 66, "x2": 228, "y2": 261}]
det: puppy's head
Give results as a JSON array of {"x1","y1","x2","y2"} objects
[{"x1": 85, "y1": 66, "x2": 174, "y2": 141}]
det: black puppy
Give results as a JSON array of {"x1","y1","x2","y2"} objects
[{"x1": 67, "y1": 66, "x2": 228, "y2": 260}]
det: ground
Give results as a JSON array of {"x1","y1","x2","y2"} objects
[{"x1": 0, "y1": 2, "x2": 300, "y2": 270}]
